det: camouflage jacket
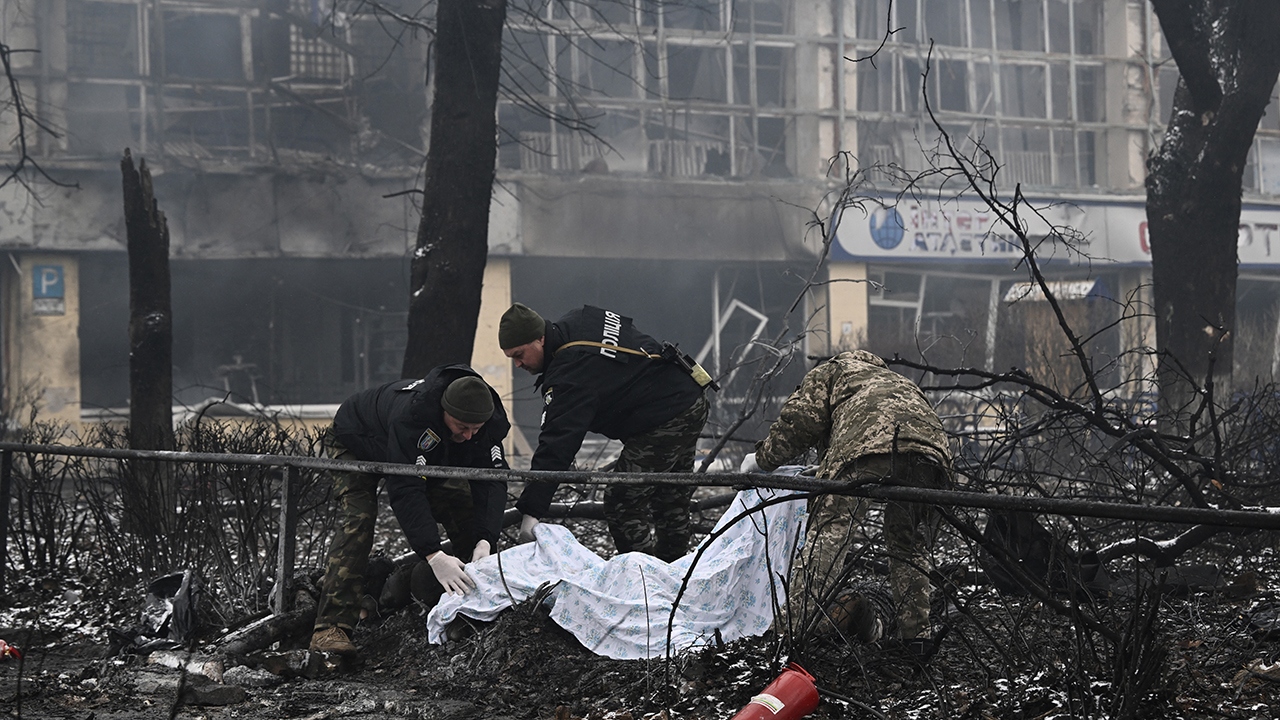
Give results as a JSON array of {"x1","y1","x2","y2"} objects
[{"x1": 755, "y1": 350, "x2": 951, "y2": 479}]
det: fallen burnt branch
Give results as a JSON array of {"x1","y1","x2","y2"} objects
[
  {"x1": 939, "y1": 507, "x2": 1120, "y2": 644},
  {"x1": 1094, "y1": 524, "x2": 1225, "y2": 565},
  {"x1": 216, "y1": 608, "x2": 316, "y2": 656}
]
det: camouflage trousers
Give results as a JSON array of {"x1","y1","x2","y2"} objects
[
  {"x1": 605, "y1": 392, "x2": 709, "y2": 563},
  {"x1": 786, "y1": 452, "x2": 948, "y2": 640},
  {"x1": 314, "y1": 429, "x2": 476, "y2": 632}
]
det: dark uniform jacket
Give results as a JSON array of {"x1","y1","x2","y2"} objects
[
  {"x1": 755, "y1": 350, "x2": 951, "y2": 479},
  {"x1": 518, "y1": 305, "x2": 703, "y2": 516},
  {"x1": 333, "y1": 364, "x2": 510, "y2": 560}
]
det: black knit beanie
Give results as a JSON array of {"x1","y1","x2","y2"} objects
[
  {"x1": 441, "y1": 376, "x2": 494, "y2": 424},
  {"x1": 498, "y1": 302, "x2": 546, "y2": 350}
]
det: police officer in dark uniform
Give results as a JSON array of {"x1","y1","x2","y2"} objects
[
  {"x1": 499, "y1": 302, "x2": 710, "y2": 562},
  {"x1": 309, "y1": 364, "x2": 509, "y2": 656}
]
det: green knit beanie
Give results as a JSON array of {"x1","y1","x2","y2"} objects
[
  {"x1": 498, "y1": 302, "x2": 546, "y2": 350},
  {"x1": 441, "y1": 376, "x2": 494, "y2": 424}
]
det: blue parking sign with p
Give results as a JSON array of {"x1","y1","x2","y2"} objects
[{"x1": 33, "y1": 265, "x2": 64, "y2": 298}]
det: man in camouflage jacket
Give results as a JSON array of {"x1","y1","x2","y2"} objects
[{"x1": 747, "y1": 350, "x2": 952, "y2": 641}]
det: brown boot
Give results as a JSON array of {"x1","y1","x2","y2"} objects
[{"x1": 310, "y1": 626, "x2": 357, "y2": 656}]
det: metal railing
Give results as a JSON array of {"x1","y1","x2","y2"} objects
[{"x1": 4, "y1": 441, "x2": 1280, "y2": 613}]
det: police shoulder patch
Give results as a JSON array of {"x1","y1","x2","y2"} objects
[
  {"x1": 544, "y1": 387, "x2": 553, "y2": 405},
  {"x1": 417, "y1": 428, "x2": 441, "y2": 452}
]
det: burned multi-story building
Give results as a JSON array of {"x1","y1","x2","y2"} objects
[{"x1": 2, "y1": 1, "x2": 1279, "y2": 448}]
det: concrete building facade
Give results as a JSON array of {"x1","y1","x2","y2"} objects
[{"x1": 1, "y1": 0, "x2": 1278, "y2": 445}]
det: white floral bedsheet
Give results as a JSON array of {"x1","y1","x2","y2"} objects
[{"x1": 425, "y1": 486, "x2": 808, "y2": 659}]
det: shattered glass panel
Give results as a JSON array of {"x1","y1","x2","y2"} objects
[
  {"x1": 582, "y1": 40, "x2": 640, "y2": 99},
  {"x1": 67, "y1": 0, "x2": 137, "y2": 78},
  {"x1": 506, "y1": 30, "x2": 551, "y2": 97},
  {"x1": 1048, "y1": 0, "x2": 1070, "y2": 54},
  {"x1": 923, "y1": 0, "x2": 966, "y2": 48},
  {"x1": 163, "y1": 11, "x2": 244, "y2": 80},
  {"x1": 994, "y1": 0, "x2": 1045, "y2": 52},
  {"x1": 1076, "y1": 64, "x2": 1103, "y2": 122},
  {"x1": 934, "y1": 58, "x2": 969, "y2": 112},
  {"x1": 1001, "y1": 63, "x2": 1047, "y2": 118},
  {"x1": 590, "y1": 0, "x2": 637, "y2": 26},
  {"x1": 1258, "y1": 138, "x2": 1280, "y2": 195},
  {"x1": 970, "y1": 0, "x2": 993, "y2": 49},
  {"x1": 668, "y1": 45, "x2": 728, "y2": 103},
  {"x1": 733, "y1": 0, "x2": 788, "y2": 35},
  {"x1": 1073, "y1": 0, "x2": 1103, "y2": 55},
  {"x1": 1051, "y1": 64, "x2": 1070, "y2": 120},
  {"x1": 666, "y1": 0, "x2": 722, "y2": 31},
  {"x1": 1001, "y1": 126, "x2": 1052, "y2": 186},
  {"x1": 856, "y1": 0, "x2": 895, "y2": 40}
]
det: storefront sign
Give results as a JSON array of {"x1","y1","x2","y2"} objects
[{"x1": 833, "y1": 195, "x2": 1280, "y2": 268}]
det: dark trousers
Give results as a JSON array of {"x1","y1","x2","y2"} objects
[
  {"x1": 605, "y1": 392, "x2": 709, "y2": 562},
  {"x1": 314, "y1": 432, "x2": 475, "y2": 630}
]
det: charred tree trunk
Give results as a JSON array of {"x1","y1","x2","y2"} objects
[
  {"x1": 401, "y1": 0, "x2": 507, "y2": 378},
  {"x1": 121, "y1": 149, "x2": 174, "y2": 559},
  {"x1": 1146, "y1": 1, "x2": 1280, "y2": 418},
  {"x1": 121, "y1": 149, "x2": 174, "y2": 451}
]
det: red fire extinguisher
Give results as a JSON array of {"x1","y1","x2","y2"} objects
[{"x1": 729, "y1": 662, "x2": 820, "y2": 720}]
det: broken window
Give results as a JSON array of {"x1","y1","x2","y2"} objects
[
  {"x1": 667, "y1": 0, "x2": 722, "y2": 31},
  {"x1": 1002, "y1": 126, "x2": 1052, "y2": 185},
  {"x1": 507, "y1": 30, "x2": 552, "y2": 96},
  {"x1": 162, "y1": 11, "x2": 244, "y2": 80},
  {"x1": 350, "y1": 18, "x2": 426, "y2": 154},
  {"x1": 1251, "y1": 139, "x2": 1280, "y2": 195},
  {"x1": 856, "y1": 0, "x2": 895, "y2": 41},
  {"x1": 1068, "y1": 0, "x2": 1104, "y2": 55},
  {"x1": 865, "y1": 267, "x2": 1119, "y2": 384},
  {"x1": 288, "y1": 15, "x2": 348, "y2": 80},
  {"x1": 994, "y1": 274, "x2": 1120, "y2": 395},
  {"x1": 1235, "y1": 278, "x2": 1280, "y2": 382},
  {"x1": 733, "y1": 44, "x2": 790, "y2": 108},
  {"x1": 590, "y1": 0, "x2": 636, "y2": 26},
  {"x1": 67, "y1": 0, "x2": 138, "y2": 78},
  {"x1": 933, "y1": 58, "x2": 969, "y2": 113},
  {"x1": 994, "y1": 0, "x2": 1046, "y2": 52},
  {"x1": 970, "y1": 1, "x2": 994, "y2": 49},
  {"x1": 582, "y1": 40, "x2": 640, "y2": 98},
  {"x1": 668, "y1": 45, "x2": 727, "y2": 102},
  {"x1": 1001, "y1": 64, "x2": 1048, "y2": 119},
  {"x1": 857, "y1": 61, "x2": 890, "y2": 113},
  {"x1": 734, "y1": 0, "x2": 788, "y2": 35},
  {"x1": 1075, "y1": 64, "x2": 1103, "y2": 122},
  {"x1": 922, "y1": 0, "x2": 965, "y2": 48}
]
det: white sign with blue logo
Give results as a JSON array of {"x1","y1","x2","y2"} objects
[{"x1": 832, "y1": 195, "x2": 1280, "y2": 268}]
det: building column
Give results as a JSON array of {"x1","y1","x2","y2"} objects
[
  {"x1": 3, "y1": 253, "x2": 81, "y2": 433},
  {"x1": 1119, "y1": 267, "x2": 1157, "y2": 400},
  {"x1": 470, "y1": 256, "x2": 527, "y2": 457},
  {"x1": 826, "y1": 260, "x2": 869, "y2": 355}
]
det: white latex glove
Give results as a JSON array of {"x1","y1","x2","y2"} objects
[
  {"x1": 471, "y1": 539, "x2": 491, "y2": 563},
  {"x1": 740, "y1": 452, "x2": 762, "y2": 473},
  {"x1": 518, "y1": 514, "x2": 540, "y2": 544},
  {"x1": 427, "y1": 551, "x2": 476, "y2": 596}
]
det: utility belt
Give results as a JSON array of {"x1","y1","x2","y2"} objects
[{"x1": 555, "y1": 340, "x2": 720, "y2": 391}]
